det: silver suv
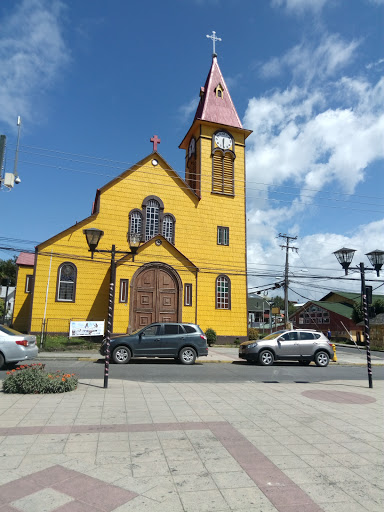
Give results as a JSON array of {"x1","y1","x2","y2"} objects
[{"x1": 239, "y1": 329, "x2": 334, "y2": 367}]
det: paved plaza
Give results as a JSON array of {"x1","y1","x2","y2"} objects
[{"x1": 0, "y1": 375, "x2": 383, "y2": 512}]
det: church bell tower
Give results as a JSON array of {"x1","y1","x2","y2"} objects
[{"x1": 179, "y1": 43, "x2": 251, "y2": 199}]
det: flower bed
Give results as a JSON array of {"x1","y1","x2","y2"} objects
[{"x1": 2, "y1": 363, "x2": 78, "y2": 394}]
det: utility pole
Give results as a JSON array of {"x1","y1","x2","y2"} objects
[{"x1": 278, "y1": 233, "x2": 298, "y2": 328}]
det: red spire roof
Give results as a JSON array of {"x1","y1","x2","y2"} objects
[{"x1": 194, "y1": 56, "x2": 243, "y2": 129}]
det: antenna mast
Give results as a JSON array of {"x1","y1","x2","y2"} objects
[{"x1": 13, "y1": 116, "x2": 21, "y2": 179}]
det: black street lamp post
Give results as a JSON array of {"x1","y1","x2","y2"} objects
[
  {"x1": 333, "y1": 247, "x2": 384, "y2": 389},
  {"x1": 83, "y1": 228, "x2": 141, "y2": 388}
]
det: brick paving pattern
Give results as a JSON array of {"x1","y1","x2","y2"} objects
[{"x1": 0, "y1": 379, "x2": 382, "y2": 511}]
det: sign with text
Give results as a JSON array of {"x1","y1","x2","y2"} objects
[
  {"x1": 69, "y1": 321, "x2": 104, "y2": 337},
  {"x1": 272, "y1": 307, "x2": 280, "y2": 314}
]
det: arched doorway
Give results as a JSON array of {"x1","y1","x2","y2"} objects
[{"x1": 130, "y1": 263, "x2": 182, "y2": 330}]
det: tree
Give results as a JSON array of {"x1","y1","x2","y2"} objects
[
  {"x1": 352, "y1": 298, "x2": 384, "y2": 324},
  {"x1": 0, "y1": 258, "x2": 17, "y2": 322},
  {"x1": 374, "y1": 299, "x2": 384, "y2": 315},
  {"x1": 0, "y1": 257, "x2": 17, "y2": 286},
  {"x1": 270, "y1": 295, "x2": 296, "y2": 318},
  {"x1": 352, "y1": 303, "x2": 363, "y2": 324}
]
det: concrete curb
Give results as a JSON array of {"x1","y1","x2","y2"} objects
[{"x1": 36, "y1": 356, "x2": 384, "y2": 366}]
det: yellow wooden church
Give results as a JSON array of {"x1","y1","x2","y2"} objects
[{"x1": 13, "y1": 54, "x2": 252, "y2": 341}]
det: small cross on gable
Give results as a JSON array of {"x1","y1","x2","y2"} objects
[{"x1": 150, "y1": 135, "x2": 161, "y2": 152}]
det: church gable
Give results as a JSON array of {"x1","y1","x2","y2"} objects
[
  {"x1": 117, "y1": 235, "x2": 197, "y2": 270},
  {"x1": 98, "y1": 152, "x2": 198, "y2": 202}
]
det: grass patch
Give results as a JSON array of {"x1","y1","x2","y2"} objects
[{"x1": 37, "y1": 335, "x2": 102, "y2": 351}]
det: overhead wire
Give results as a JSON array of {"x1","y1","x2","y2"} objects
[
  {"x1": 17, "y1": 158, "x2": 384, "y2": 214},
  {"x1": 2, "y1": 138, "x2": 381, "y2": 212},
  {"x1": 7, "y1": 141, "x2": 384, "y2": 203}
]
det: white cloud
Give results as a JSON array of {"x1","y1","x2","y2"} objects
[
  {"x1": 0, "y1": 0, "x2": 69, "y2": 131},
  {"x1": 271, "y1": 0, "x2": 330, "y2": 13},
  {"x1": 366, "y1": 58, "x2": 384, "y2": 70},
  {"x1": 178, "y1": 97, "x2": 199, "y2": 123},
  {"x1": 245, "y1": 30, "x2": 384, "y2": 301},
  {"x1": 244, "y1": 76, "x2": 384, "y2": 212},
  {"x1": 261, "y1": 34, "x2": 360, "y2": 84},
  {"x1": 247, "y1": 219, "x2": 384, "y2": 300}
]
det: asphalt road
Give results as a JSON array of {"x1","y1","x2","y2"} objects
[{"x1": 2, "y1": 357, "x2": 383, "y2": 384}]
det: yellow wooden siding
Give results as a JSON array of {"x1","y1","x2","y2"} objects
[
  {"x1": 24, "y1": 120, "x2": 248, "y2": 338},
  {"x1": 12, "y1": 266, "x2": 32, "y2": 332}
]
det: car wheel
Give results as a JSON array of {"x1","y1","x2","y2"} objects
[
  {"x1": 259, "y1": 350, "x2": 274, "y2": 366},
  {"x1": 0, "y1": 353, "x2": 4, "y2": 370},
  {"x1": 315, "y1": 351, "x2": 329, "y2": 367},
  {"x1": 179, "y1": 347, "x2": 196, "y2": 365},
  {"x1": 112, "y1": 346, "x2": 131, "y2": 364},
  {"x1": 299, "y1": 360, "x2": 311, "y2": 366}
]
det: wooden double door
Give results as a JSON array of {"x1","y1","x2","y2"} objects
[{"x1": 132, "y1": 266, "x2": 180, "y2": 330}]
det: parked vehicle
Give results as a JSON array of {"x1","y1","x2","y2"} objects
[
  {"x1": 0, "y1": 325, "x2": 38, "y2": 369},
  {"x1": 239, "y1": 329, "x2": 334, "y2": 367},
  {"x1": 100, "y1": 323, "x2": 208, "y2": 365}
]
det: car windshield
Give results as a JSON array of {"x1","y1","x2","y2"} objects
[
  {"x1": 261, "y1": 331, "x2": 286, "y2": 340},
  {"x1": 0, "y1": 325, "x2": 22, "y2": 335}
]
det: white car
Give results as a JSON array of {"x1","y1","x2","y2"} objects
[
  {"x1": 0, "y1": 325, "x2": 38, "y2": 369},
  {"x1": 239, "y1": 329, "x2": 334, "y2": 366}
]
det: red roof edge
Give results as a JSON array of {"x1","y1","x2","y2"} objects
[{"x1": 16, "y1": 252, "x2": 35, "y2": 266}]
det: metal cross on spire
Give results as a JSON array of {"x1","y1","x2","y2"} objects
[{"x1": 206, "y1": 30, "x2": 222, "y2": 57}]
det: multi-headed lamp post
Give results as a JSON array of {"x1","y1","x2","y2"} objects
[
  {"x1": 333, "y1": 247, "x2": 384, "y2": 389},
  {"x1": 83, "y1": 228, "x2": 141, "y2": 388}
]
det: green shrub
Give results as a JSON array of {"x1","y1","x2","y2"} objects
[
  {"x1": 233, "y1": 337, "x2": 240, "y2": 346},
  {"x1": 248, "y1": 328, "x2": 259, "y2": 340},
  {"x1": 205, "y1": 328, "x2": 217, "y2": 347},
  {"x1": 2, "y1": 363, "x2": 78, "y2": 394}
]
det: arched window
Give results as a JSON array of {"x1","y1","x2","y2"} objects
[
  {"x1": 145, "y1": 199, "x2": 160, "y2": 241},
  {"x1": 162, "y1": 214, "x2": 175, "y2": 244},
  {"x1": 216, "y1": 275, "x2": 231, "y2": 309},
  {"x1": 129, "y1": 210, "x2": 142, "y2": 238},
  {"x1": 57, "y1": 263, "x2": 77, "y2": 302}
]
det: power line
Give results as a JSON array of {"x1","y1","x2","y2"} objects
[
  {"x1": 3, "y1": 138, "x2": 381, "y2": 211},
  {"x1": 17, "y1": 158, "x2": 384, "y2": 214},
  {"x1": 9, "y1": 142, "x2": 384, "y2": 202}
]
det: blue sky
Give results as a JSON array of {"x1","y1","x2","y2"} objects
[{"x1": 0, "y1": 0, "x2": 383, "y2": 300}]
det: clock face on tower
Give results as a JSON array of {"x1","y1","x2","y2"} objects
[{"x1": 214, "y1": 131, "x2": 232, "y2": 150}]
